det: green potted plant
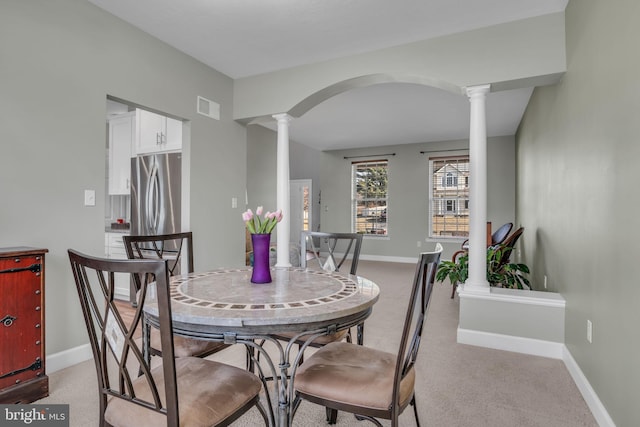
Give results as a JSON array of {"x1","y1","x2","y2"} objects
[
  {"x1": 436, "y1": 251, "x2": 469, "y2": 289},
  {"x1": 436, "y1": 245, "x2": 531, "y2": 290}
]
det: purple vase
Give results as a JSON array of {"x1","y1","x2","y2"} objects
[{"x1": 251, "y1": 233, "x2": 272, "y2": 284}]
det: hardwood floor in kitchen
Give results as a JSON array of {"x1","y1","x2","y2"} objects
[{"x1": 113, "y1": 298, "x2": 140, "y2": 338}]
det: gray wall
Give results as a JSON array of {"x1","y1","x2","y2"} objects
[
  {"x1": 234, "y1": 13, "x2": 567, "y2": 121},
  {"x1": 516, "y1": 0, "x2": 640, "y2": 424},
  {"x1": 289, "y1": 139, "x2": 322, "y2": 233},
  {"x1": 246, "y1": 125, "x2": 278, "y2": 212},
  {"x1": 321, "y1": 137, "x2": 516, "y2": 261},
  {"x1": 246, "y1": 132, "x2": 516, "y2": 262},
  {"x1": 1, "y1": 1, "x2": 247, "y2": 354},
  {"x1": 8, "y1": 4, "x2": 628, "y2": 424},
  {"x1": 246, "y1": 125, "x2": 322, "y2": 240}
]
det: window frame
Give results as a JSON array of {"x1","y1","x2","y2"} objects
[
  {"x1": 351, "y1": 159, "x2": 389, "y2": 237},
  {"x1": 428, "y1": 153, "x2": 470, "y2": 240}
]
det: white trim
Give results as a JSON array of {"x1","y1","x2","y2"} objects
[
  {"x1": 457, "y1": 327, "x2": 564, "y2": 359},
  {"x1": 316, "y1": 253, "x2": 443, "y2": 265},
  {"x1": 458, "y1": 285, "x2": 566, "y2": 308},
  {"x1": 359, "y1": 254, "x2": 417, "y2": 264},
  {"x1": 363, "y1": 235, "x2": 391, "y2": 241},
  {"x1": 563, "y1": 346, "x2": 616, "y2": 427},
  {"x1": 46, "y1": 343, "x2": 93, "y2": 373}
]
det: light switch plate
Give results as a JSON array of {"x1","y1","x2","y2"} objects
[{"x1": 84, "y1": 189, "x2": 96, "y2": 206}]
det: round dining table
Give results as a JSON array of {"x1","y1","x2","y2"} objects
[{"x1": 143, "y1": 266, "x2": 380, "y2": 427}]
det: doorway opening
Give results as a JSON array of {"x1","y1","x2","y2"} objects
[{"x1": 290, "y1": 179, "x2": 312, "y2": 244}]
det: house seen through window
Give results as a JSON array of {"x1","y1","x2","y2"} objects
[
  {"x1": 429, "y1": 155, "x2": 470, "y2": 238},
  {"x1": 352, "y1": 160, "x2": 388, "y2": 236}
]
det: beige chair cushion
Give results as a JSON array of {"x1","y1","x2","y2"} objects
[
  {"x1": 294, "y1": 341, "x2": 415, "y2": 411},
  {"x1": 105, "y1": 357, "x2": 262, "y2": 427},
  {"x1": 274, "y1": 329, "x2": 349, "y2": 346},
  {"x1": 149, "y1": 327, "x2": 227, "y2": 358}
]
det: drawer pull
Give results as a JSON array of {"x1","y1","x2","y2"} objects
[
  {"x1": 0, "y1": 358, "x2": 42, "y2": 379},
  {"x1": 1, "y1": 315, "x2": 16, "y2": 327},
  {"x1": 0, "y1": 263, "x2": 41, "y2": 275}
]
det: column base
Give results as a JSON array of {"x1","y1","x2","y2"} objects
[
  {"x1": 275, "y1": 262, "x2": 292, "y2": 268},
  {"x1": 460, "y1": 281, "x2": 491, "y2": 295}
]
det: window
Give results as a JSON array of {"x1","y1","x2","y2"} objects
[
  {"x1": 429, "y1": 155, "x2": 470, "y2": 238},
  {"x1": 352, "y1": 160, "x2": 388, "y2": 235},
  {"x1": 445, "y1": 199, "x2": 456, "y2": 213},
  {"x1": 443, "y1": 172, "x2": 458, "y2": 187}
]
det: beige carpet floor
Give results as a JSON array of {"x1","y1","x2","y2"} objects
[{"x1": 37, "y1": 260, "x2": 597, "y2": 426}]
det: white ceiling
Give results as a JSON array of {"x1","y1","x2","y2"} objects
[{"x1": 89, "y1": 0, "x2": 567, "y2": 150}]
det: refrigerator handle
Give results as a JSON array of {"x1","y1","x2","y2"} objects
[{"x1": 146, "y1": 162, "x2": 161, "y2": 234}]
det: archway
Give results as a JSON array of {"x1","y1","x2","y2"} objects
[{"x1": 256, "y1": 74, "x2": 491, "y2": 288}]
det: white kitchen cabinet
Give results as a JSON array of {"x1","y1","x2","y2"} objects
[
  {"x1": 108, "y1": 112, "x2": 135, "y2": 195},
  {"x1": 135, "y1": 108, "x2": 182, "y2": 155},
  {"x1": 105, "y1": 232, "x2": 130, "y2": 300}
]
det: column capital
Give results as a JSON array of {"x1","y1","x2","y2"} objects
[
  {"x1": 465, "y1": 84, "x2": 491, "y2": 98},
  {"x1": 272, "y1": 113, "x2": 293, "y2": 123}
]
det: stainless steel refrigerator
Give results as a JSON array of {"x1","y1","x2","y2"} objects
[{"x1": 131, "y1": 152, "x2": 181, "y2": 245}]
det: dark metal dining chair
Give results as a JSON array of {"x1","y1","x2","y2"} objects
[
  {"x1": 301, "y1": 231, "x2": 363, "y2": 275},
  {"x1": 123, "y1": 232, "x2": 227, "y2": 359},
  {"x1": 291, "y1": 243, "x2": 443, "y2": 426},
  {"x1": 273, "y1": 231, "x2": 364, "y2": 347},
  {"x1": 262, "y1": 231, "x2": 366, "y2": 423},
  {"x1": 68, "y1": 250, "x2": 267, "y2": 427},
  {"x1": 298, "y1": 231, "x2": 365, "y2": 343}
]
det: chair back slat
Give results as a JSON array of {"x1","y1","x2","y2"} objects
[
  {"x1": 123, "y1": 232, "x2": 193, "y2": 296},
  {"x1": 68, "y1": 250, "x2": 179, "y2": 426},
  {"x1": 394, "y1": 243, "x2": 442, "y2": 410},
  {"x1": 300, "y1": 231, "x2": 363, "y2": 275},
  {"x1": 123, "y1": 232, "x2": 193, "y2": 276}
]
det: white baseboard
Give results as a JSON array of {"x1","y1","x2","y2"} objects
[
  {"x1": 359, "y1": 254, "x2": 417, "y2": 264},
  {"x1": 457, "y1": 327, "x2": 564, "y2": 359},
  {"x1": 562, "y1": 346, "x2": 616, "y2": 427},
  {"x1": 46, "y1": 343, "x2": 93, "y2": 374}
]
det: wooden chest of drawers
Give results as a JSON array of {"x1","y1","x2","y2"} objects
[{"x1": 0, "y1": 247, "x2": 48, "y2": 403}]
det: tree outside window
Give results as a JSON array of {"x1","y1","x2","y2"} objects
[{"x1": 352, "y1": 160, "x2": 388, "y2": 236}]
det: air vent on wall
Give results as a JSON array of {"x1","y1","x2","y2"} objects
[{"x1": 197, "y1": 96, "x2": 220, "y2": 120}]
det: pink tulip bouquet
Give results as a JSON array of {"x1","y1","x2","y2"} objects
[{"x1": 242, "y1": 206, "x2": 283, "y2": 234}]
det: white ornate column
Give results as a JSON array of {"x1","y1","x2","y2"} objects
[
  {"x1": 464, "y1": 84, "x2": 491, "y2": 292},
  {"x1": 273, "y1": 113, "x2": 292, "y2": 267}
]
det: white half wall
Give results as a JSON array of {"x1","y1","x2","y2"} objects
[{"x1": 457, "y1": 285, "x2": 565, "y2": 343}]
